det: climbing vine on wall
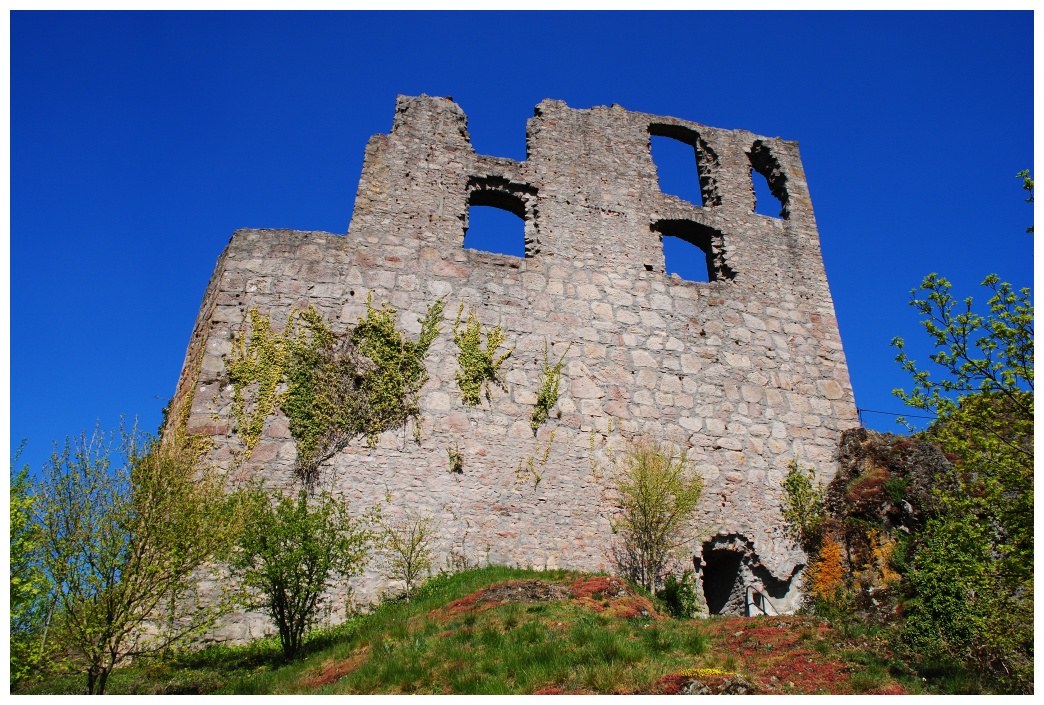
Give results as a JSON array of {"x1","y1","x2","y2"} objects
[
  {"x1": 226, "y1": 296, "x2": 446, "y2": 487},
  {"x1": 227, "y1": 308, "x2": 287, "y2": 453},
  {"x1": 452, "y1": 304, "x2": 514, "y2": 406},
  {"x1": 530, "y1": 340, "x2": 572, "y2": 434}
]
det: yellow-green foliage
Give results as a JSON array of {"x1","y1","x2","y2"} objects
[
  {"x1": 610, "y1": 439, "x2": 704, "y2": 592},
  {"x1": 351, "y1": 296, "x2": 445, "y2": 445},
  {"x1": 779, "y1": 458, "x2": 826, "y2": 552},
  {"x1": 679, "y1": 667, "x2": 735, "y2": 679},
  {"x1": 515, "y1": 430, "x2": 555, "y2": 487},
  {"x1": 226, "y1": 297, "x2": 445, "y2": 486},
  {"x1": 452, "y1": 304, "x2": 513, "y2": 406},
  {"x1": 530, "y1": 341, "x2": 571, "y2": 433},
  {"x1": 227, "y1": 308, "x2": 287, "y2": 452}
]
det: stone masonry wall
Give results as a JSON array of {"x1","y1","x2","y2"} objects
[{"x1": 171, "y1": 95, "x2": 858, "y2": 638}]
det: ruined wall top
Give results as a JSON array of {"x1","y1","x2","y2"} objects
[{"x1": 349, "y1": 94, "x2": 824, "y2": 292}]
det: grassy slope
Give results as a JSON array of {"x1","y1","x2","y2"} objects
[{"x1": 22, "y1": 566, "x2": 926, "y2": 695}]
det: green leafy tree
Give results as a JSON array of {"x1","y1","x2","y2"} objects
[
  {"x1": 231, "y1": 485, "x2": 375, "y2": 660},
  {"x1": 35, "y1": 425, "x2": 244, "y2": 694},
  {"x1": 892, "y1": 273, "x2": 1033, "y2": 692},
  {"x1": 10, "y1": 446, "x2": 52, "y2": 688},
  {"x1": 779, "y1": 458, "x2": 826, "y2": 553},
  {"x1": 379, "y1": 510, "x2": 439, "y2": 601},
  {"x1": 1017, "y1": 169, "x2": 1033, "y2": 233},
  {"x1": 609, "y1": 439, "x2": 704, "y2": 592}
]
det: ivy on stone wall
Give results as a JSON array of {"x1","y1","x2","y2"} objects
[
  {"x1": 452, "y1": 304, "x2": 514, "y2": 406},
  {"x1": 531, "y1": 341, "x2": 572, "y2": 434},
  {"x1": 227, "y1": 308, "x2": 287, "y2": 453},
  {"x1": 226, "y1": 296, "x2": 445, "y2": 487}
]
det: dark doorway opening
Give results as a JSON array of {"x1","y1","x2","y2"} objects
[{"x1": 702, "y1": 548, "x2": 743, "y2": 615}]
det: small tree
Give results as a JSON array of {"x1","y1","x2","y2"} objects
[
  {"x1": 609, "y1": 439, "x2": 704, "y2": 592},
  {"x1": 779, "y1": 458, "x2": 826, "y2": 553},
  {"x1": 10, "y1": 446, "x2": 52, "y2": 688},
  {"x1": 232, "y1": 486, "x2": 374, "y2": 660},
  {"x1": 892, "y1": 272, "x2": 1033, "y2": 692},
  {"x1": 379, "y1": 510, "x2": 439, "y2": 601},
  {"x1": 35, "y1": 425, "x2": 243, "y2": 694}
]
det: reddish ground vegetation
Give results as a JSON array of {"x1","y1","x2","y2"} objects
[
  {"x1": 567, "y1": 575, "x2": 630, "y2": 600},
  {"x1": 696, "y1": 616, "x2": 854, "y2": 693},
  {"x1": 436, "y1": 579, "x2": 570, "y2": 619},
  {"x1": 846, "y1": 465, "x2": 890, "y2": 505},
  {"x1": 297, "y1": 650, "x2": 369, "y2": 689},
  {"x1": 566, "y1": 575, "x2": 662, "y2": 621},
  {"x1": 651, "y1": 673, "x2": 690, "y2": 694}
]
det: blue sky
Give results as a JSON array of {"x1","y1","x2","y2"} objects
[{"x1": 10, "y1": 11, "x2": 1034, "y2": 476}]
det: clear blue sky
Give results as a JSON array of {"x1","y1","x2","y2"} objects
[{"x1": 10, "y1": 11, "x2": 1034, "y2": 476}]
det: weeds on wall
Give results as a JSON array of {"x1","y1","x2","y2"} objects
[
  {"x1": 227, "y1": 308, "x2": 287, "y2": 453},
  {"x1": 227, "y1": 296, "x2": 446, "y2": 487},
  {"x1": 530, "y1": 341, "x2": 571, "y2": 434},
  {"x1": 446, "y1": 444, "x2": 463, "y2": 474},
  {"x1": 452, "y1": 304, "x2": 514, "y2": 406},
  {"x1": 515, "y1": 430, "x2": 555, "y2": 487}
]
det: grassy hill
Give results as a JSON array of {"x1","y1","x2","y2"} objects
[{"x1": 22, "y1": 566, "x2": 934, "y2": 695}]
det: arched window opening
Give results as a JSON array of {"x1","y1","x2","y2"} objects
[
  {"x1": 748, "y1": 140, "x2": 790, "y2": 219},
  {"x1": 650, "y1": 135, "x2": 702, "y2": 206},
  {"x1": 662, "y1": 235, "x2": 710, "y2": 283},
  {"x1": 649, "y1": 124, "x2": 722, "y2": 208},
  {"x1": 752, "y1": 169, "x2": 784, "y2": 219},
  {"x1": 652, "y1": 219, "x2": 736, "y2": 283},
  {"x1": 464, "y1": 187, "x2": 527, "y2": 258}
]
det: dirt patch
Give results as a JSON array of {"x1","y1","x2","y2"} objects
[
  {"x1": 567, "y1": 576, "x2": 661, "y2": 620},
  {"x1": 567, "y1": 575, "x2": 631, "y2": 600},
  {"x1": 533, "y1": 686, "x2": 595, "y2": 695},
  {"x1": 297, "y1": 649, "x2": 369, "y2": 689},
  {"x1": 438, "y1": 580, "x2": 570, "y2": 618}
]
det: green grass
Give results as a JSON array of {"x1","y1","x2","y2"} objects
[{"x1": 18, "y1": 566, "x2": 975, "y2": 695}]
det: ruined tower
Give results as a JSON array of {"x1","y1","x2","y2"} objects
[{"x1": 171, "y1": 95, "x2": 857, "y2": 636}]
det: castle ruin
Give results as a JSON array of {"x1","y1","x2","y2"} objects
[{"x1": 170, "y1": 95, "x2": 858, "y2": 637}]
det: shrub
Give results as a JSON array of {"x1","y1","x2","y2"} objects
[
  {"x1": 231, "y1": 485, "x2": 375, "y2": 660},
  {"x1": 656, "y1": 570, "x2": 700, "y2": 618},
  {"x1": 380, "y1": 510, "x2": 439, "y2": 601},
  {"x1": 34, "y1": 425, "x2": 243, "y2": 694},
  {"x1": 609, "y1": 439, "x2": 703, "y2": 592},
  {"x1": 892, "y1": 272, "x2": 1033, "y2": 692},
  {"x1": 780, "y1": 458, "x2": 826, "y2": 552},
  {"x1": 10, "y1": 448, "x2": 51, "y2": 687}
]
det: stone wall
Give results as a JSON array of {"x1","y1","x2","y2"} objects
[{"x1": 170, "y1": 95, "x2": 858, "y2": 636}]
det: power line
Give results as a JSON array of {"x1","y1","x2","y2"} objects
[{"x1": 857, "y1": 407, "x2": 937, "y2": 420}]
